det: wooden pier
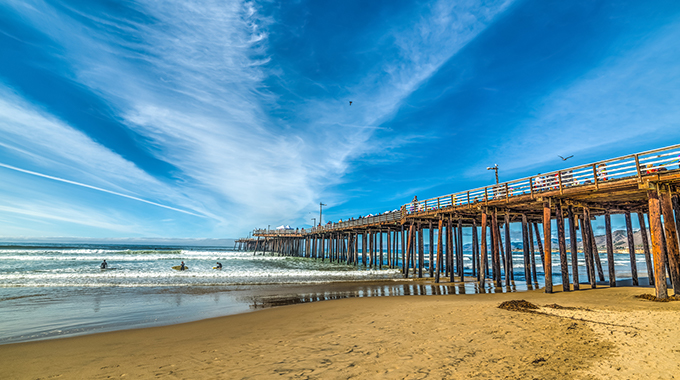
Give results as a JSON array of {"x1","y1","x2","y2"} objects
[{"x1": 242, "y1": 144, "x2": 680, "y2": 299}]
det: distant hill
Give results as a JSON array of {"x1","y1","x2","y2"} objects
[{"x1": 568, "y1": 229, "x2": 649, "y2": 252}]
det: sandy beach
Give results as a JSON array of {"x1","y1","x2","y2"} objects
[{"x1": 2, "y1": 284, "x2": 678, "y2": 380}]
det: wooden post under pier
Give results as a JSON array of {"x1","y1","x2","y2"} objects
[
  {"x1": 379, "y1": 230, "x2": 384, "y2": 269},
  {"x1": 529, "y1": 221, "x2": 538, "y2": 284},
  {"x1": 556, "y1": 202, "x2": 570, "y2": 291},
  {"x1": 624, "y1": 211, "x2": 639, "y2": 286},
  {"x1": 492, "y1": 208, "x2": 502, "y2": 287},
  {"x1": 418, "y1": 222, "x2": 424, "y2": 278},
  {"x1": 401, "y1": 226, "x2": 406, "y2": 274},
  {"x1": 590, "y1": 225, "x2": 605, "y2": 282},
  {"x1": 581, "y1": 208, "x2": 596, "y2": 289},
  {"x1": 568, "y1": 206, "x2": 580, "y2": 290},
  {"x1": 458, "y1": 218, "x2": 464, "y2": 281},
  {"x1": 533, "y1": 222, "x2": 546, "y2": 273},
  {"x1": 647, "y1": 190, "x2": 668, "y2": 299},
  {"x1": 452, "y1": 219, "x2": 458, "y2": 280},
  {"x1": 435, "y1": 217, "x2": 443, "y2": 283},
  {"x1": 659, "y1": 186, "x2": 680, "y2": 294},
  {"x1": 472, "y1": 218, "x2": 479, "y2": 279},
  {"x1": 521, "y1": 214, "x2": 531, "y2": 285},
  {"x1": 504, "y1": 213, "x2": 512, "y2": 285},
  {"x1": 388, "y1": 230, "x2": 392, "y2": 269},
  {"x1": 543, "y1": 201, "x2": 552, "y2": 293},
  {"x1": 638, "y1": 212, "x2": 654, "y2": 286},
  {"x1": 429, "y1": 221, "x2": 434, "y2": 277},
  {"x1": 448, "y1": 216, "x2": 454, "y2": 282},
  {"x1": 479, "y1": 210, "x2": 488, "y2": 286},
  {"x1": 605, "y1": 212, "x2": 616, "y2": 287},
  {"x1": 498, "y1": 221, "x2": 506, "y2": 285}
]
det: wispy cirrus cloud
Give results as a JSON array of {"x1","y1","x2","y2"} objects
[
  {"x1": 0, "y1": 84, "x2": 211, "y2": 219},
  {"x1": 284, "y1": 0, "x2": 517, "y2": 202},
  {"x1": 0, "y1": 201, "x2": 145, "y2": 236},
  {"x1": 2, "y1": 0, "x2": 311, "y2": 232},
  {"x1": 0, "y1": 0, "x2": 517, "y2": 235}
]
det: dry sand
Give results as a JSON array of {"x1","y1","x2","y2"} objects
[{"x1": 2, "y1": 285, "x2": 678, "y2": 379}]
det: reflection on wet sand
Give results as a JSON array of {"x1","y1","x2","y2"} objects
[{"x1": 245, "y1": 279, "x2": 537, "y2": 310}]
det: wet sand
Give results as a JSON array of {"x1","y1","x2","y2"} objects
[{"x1": 2, "y1": 285, "x2": 678, "y2": 379}]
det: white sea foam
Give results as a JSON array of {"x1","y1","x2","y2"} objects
[{"x1": 0, "y1": 246, "x2": 403, "y2": 288}]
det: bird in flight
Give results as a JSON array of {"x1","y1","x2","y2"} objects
[
  {"x1": 349, "y1": 101, "x2": 352, "y2": 106},
  {"x1": 558, "y1": 155, "x2": 574, "y2": 161}
]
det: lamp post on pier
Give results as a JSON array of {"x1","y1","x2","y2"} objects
[
  {"x1": 487, "y1": 164, "x2": 499, "y2": 184},
  {"x1": 319, "y1": 202, "x2": 327, "y2": 226},
  {"x1": 312, "y1": 218, "x2": 316, "y2": 227}
]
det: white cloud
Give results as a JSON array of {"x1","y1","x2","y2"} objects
[
  {"x1": 1, "y1": 0, "x2": 517, "y2": 234},
  {"x1": 0, "y1": 85, "x2": 212, "y2": 219},
  {"x1": 286, "y1": 0, "x2": 517, "y2": 203},
  {"x1": 0, "y1": 199, "x2": 146, "y2": 235}
]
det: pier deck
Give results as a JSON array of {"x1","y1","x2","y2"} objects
[{"x1": 242, "y1": 144, "x2": 680, "y2": 299}]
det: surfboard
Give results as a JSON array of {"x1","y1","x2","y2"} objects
[
  {"x1": 212, "y1": 266, "x2": 222, "y2": 269},
  {"x1": 172, "y1": 265, "x2": 188, "y2": 271},
  {"x1": 100, "y1": 267, "x2": 117, "y2": 271}
]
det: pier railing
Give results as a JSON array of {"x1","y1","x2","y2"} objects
[
  {"x1": 402, "y1": 144, "x2": 680, "y2": 215},
  {"x1": 253, "y1": 144, "x2": 680, "y2": 236}
]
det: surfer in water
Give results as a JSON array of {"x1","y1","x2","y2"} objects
[
  {"x1": 100, "y1": 260, "x2": 108, "y2": 269},
  {"x1": 216, "y1": 262, "x2": 222, "y2": 269},
  {"x1": 180, "y1": 261, "x2": 186, "y2": 271}
]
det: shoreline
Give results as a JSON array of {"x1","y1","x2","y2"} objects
[
  {"x1": 2, "y1": 284, "x2": 678, "y2": 379},
  {"x1": 0, "y1": 277, "x2": 528, "y2": 345}
]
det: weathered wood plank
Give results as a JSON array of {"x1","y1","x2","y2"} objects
[
  {"x1": 521, "y1": 214, "x2": 531, "y2": 285},
  {"x1": 401, "y1": 226, "x2": 406, "y2": 274},
  {"x1": 472, "y1": 218, "x2": 479, "y2": 279},
  {"x1": 533, "y1": 222, "x2": 546, "y2": 273},
  {"x1": 458, "y1": 218, "x2": 464, "y2": 280},
  {"x1": 529, "y1": 219, "x2": 538, "y2": 284},
  {"x1": 568, "y1": 206, "x2": 580, "y2": 290},
  {"x1": 543, "y1": 202, "x2": 553, "y2": 293},
  {"x1": 480, "y1": 210, "x2": 488, "y2": 286},
  {"x1": 448, "y1": 216, "x2": 454, "y2": 282},
  {"x1": 604, "y1": 212, "x2": 616, "y2": 287},
  {"x1": 418, "y1": 222, "x2": 424, "y2": 278},
  {"x1": 436, "y1": 217, "x2": 444, "y2": 283},
  {"x1": 637, "y1": 214, "x2": 653, "y2": 285},
  {"x1": 624, "y1": 211, "x2": 639, "y2": 286},
  {"x1": 493, "y1": 208, "x2": 502, "y2": 287},
  {"x1": 556, "y1": 203, "x2": 570, "y2": 291},
  {"x1": 429, "y1": 221, "x2": 434, "y2": 277},
  {"x1": 504, "y1": 212, "x2": 512, "y2": 285},
  {"x1": 590, "y1": 227, "x2": 605, "y2": 282},
  {"x1": 647, "y1": 190, "x2": 668, "y2": 299},
  {"x1": 659, "y1": 187, "x2": 680, "y2": 294},
  {"x1": 581, "y1": 208, "x2": 596, "y2": 289}
]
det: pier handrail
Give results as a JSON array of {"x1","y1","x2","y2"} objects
[
  {"x1": 401, "y1": 143, "x2": 680, "y2": 216},
  {"x1": 253, "y1": 143, "x2": 680, "y2": 235}
]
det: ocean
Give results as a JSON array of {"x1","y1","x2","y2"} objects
[{"x1": 0, "y1": 243, "x2": 652, "y2": 344}]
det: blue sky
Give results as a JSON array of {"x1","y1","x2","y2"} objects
[{"x1": 1, "y1": 0, "x2": 680, "y2": 240}]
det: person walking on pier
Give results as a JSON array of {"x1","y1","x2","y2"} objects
[{"x1": 597, "y1": 163, "x2": 608, "y2": 180}]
